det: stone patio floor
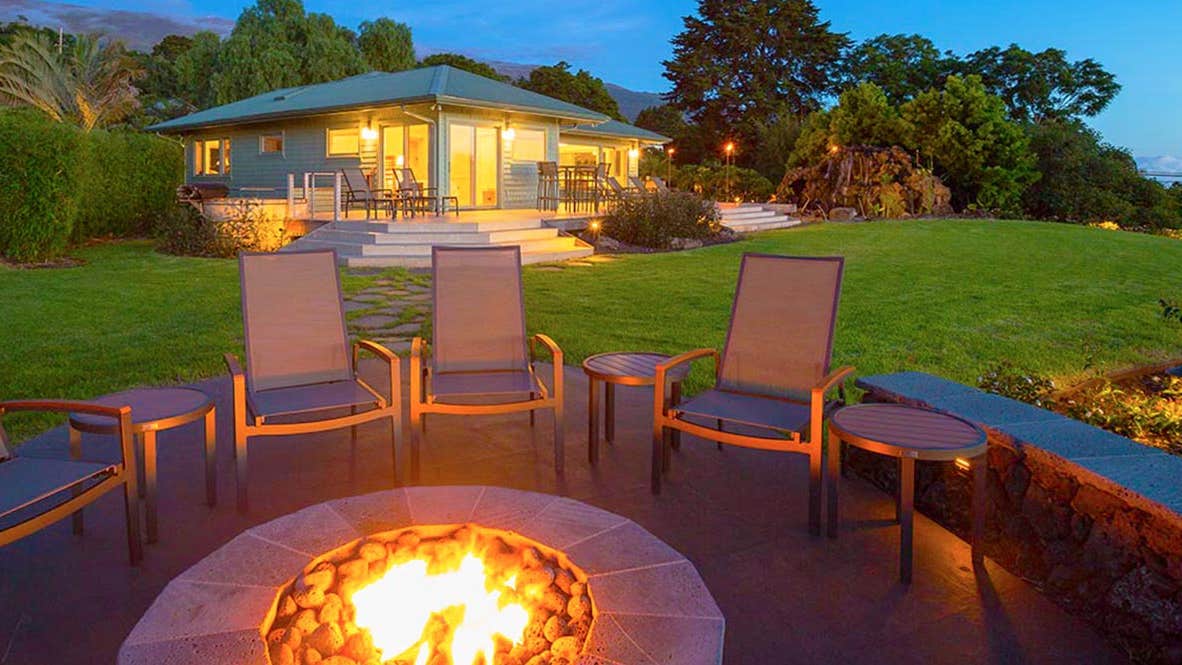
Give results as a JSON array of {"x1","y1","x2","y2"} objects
[{"x1": 0, "y1": 363, "x2": 1129, "y2": 664}]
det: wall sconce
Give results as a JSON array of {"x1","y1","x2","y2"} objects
[
  {"x1": 503, "y1": 127, "x2": 516, "y2": 142},
  {"x1": 628, "y1": 148, "x2": 639, "y2": 159},
  {"x1": 361, "y1": 126, "x2": 379, "y2": 141},
  {"x1": 395, "y1": 155, "x2": 405, "y2": 168}
]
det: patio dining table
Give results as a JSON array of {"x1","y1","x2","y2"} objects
[{"x1": 558, "y1": 165, "x2": 601, "y2": 213}]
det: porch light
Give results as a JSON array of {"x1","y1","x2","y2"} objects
[
  {"x1": 361, "y1": 126, "x2": 379, "y2": 141},
  {"x1": 503, "y1": 127, "x2": 516, "y2": 142},
  {"x1": 395, "y1": 155, "x2": 405, "y2": 167},
  {"x1": 628, "y1": 148, "x2": 639, "y2": 159}
]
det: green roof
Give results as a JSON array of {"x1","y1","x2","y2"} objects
[
  {"x1": 149, "y1": 65, "x2": 609, "y2": 132},
  {"x1": 564, "y1": 119, "x2": 670, "y2": 144}
]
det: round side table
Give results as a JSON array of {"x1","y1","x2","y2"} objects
[
  {"x1": 827, "y1": 403, "x2": 987, "y2": 584},
  {"x1": 582, "y1": 352, "x2": 691, "y2": 465},
  {"x1": 69, "y1": 388, "x2": 215, "y2": 544}
]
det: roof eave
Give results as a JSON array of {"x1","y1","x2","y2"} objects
[
  {"x1": 562, "y1": 127, "x2": 671, "y2": 144},
  {"x1": 435, "y1": 95, "x2": 607, "y2": 123},
  {"x1": 148, "y1": 94, "x2": 441, "y2": 134}
]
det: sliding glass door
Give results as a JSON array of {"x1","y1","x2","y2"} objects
[
  {"x1": 449, "y1": 124, "x2": 499, "y2": 208},
  {"x1": 381, "y1": 124, "x2": 430, "y2": 191}
]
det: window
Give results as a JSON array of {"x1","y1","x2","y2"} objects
[
  {"x1": 194, "y1": 138, "x2": 230, "y2": 175},
  {"x1": 510, "y1": 129, "x2": 546, "y2": 162},
  {"x1": 260, "y1": 133, "x2": 284, "y2": 154},
  {"x1": 559, "y1": 143, "x2": 598, "y2": 167},
  {"x1": 327, "y1": 128, "x2": 360, "y2": 157}
]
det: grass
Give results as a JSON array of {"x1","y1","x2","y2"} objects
[{"x1": 2, "y1": 220, "x2": 1181, "y2": 439}]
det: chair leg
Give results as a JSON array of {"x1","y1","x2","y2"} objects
[
  {"x1": 235, "y1": 427, "x2": 249, "y2": 514},
  {"x1": 409, "y1": 407, "x2": 422, "y2": 484},
  {"x1": 123, "y1": 475, "x2": 143, "y2": 566},
  {"x1": 529, "y1": 392, "x2": 536, "y2": 427},
  {"x1": 144, "y1": 430, "x2": 159, "y2": 544},
  {"x1": 552, "y1": 400, "x2": 565, "y2": 477},
  {"x1": 827, "y1": 428, "x2": 841, "y2": 539},
  {"x1": 651, "y1": 420, "x2": 664, "y2": 494},
  {"x1": 716, "y1": 419, "x2": 724, "y2": 451},
  {"x1": 808, "y1": 443, "x2": 822, "y2": 537},
  {"x1": 69, "y1": 426, "x2": 84, "y2": 535},
  {"x1": 204, "y1": 408, "x2": 217, "y2": 508}
]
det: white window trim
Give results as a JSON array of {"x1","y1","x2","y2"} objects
[
  {"x1": 259, "y1": 132, "x2": 285, "y2": 156},
  {"x1": 325, "y1": 127, "x2": 360, "y2": 159}
]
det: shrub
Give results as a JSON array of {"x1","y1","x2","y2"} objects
[
  {"x1": 1060, "y1": 377, "x2": 1182, "y2": 451},
  {"x1": 977, "y1": 361, "x2": 1056, "y2": 408},
  {"x1": 0, "y1": 110, "x2": 85, "y2": 262},
  {"x1": 673, "y1": 164, "x2": 775, "y2": 202},
  {"x1": 74, "y1": 129, "x2": 183, "y2": 239},
  {"x1": 0, "y1": 109, "x2": 182, "y2": 262},
  {"x1": 157, "y1": 204, "x2": 285, "y2": 258},
  {"x1": 601, "y1": 192, "x2": 721, "y2": 249}
]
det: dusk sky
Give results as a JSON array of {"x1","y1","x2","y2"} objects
[{"x1": 5, "y1": 0, "x2": 1180, "y2": 161}]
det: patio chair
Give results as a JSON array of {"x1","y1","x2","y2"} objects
[
  {"x1": 629, "y1": 175, "x2": 654, "y2": 193},
  {"x1": 340, "y1": 167, "x2": 396, "y2": 219},
  {"x1": 395, "y1": 168, "x2": 459, "y2": 217},
  {"x1": 651, "y1": 254, "x2": 854, "y2": 536},
  {"x1": 410, "y1": 246, "x2": 564, "y2": 477},
  {"x1": 0, "y1": 400, "x2": 142, "y2": 565},
  {"x1": 226, "y1": 249, "x2": 402, "y2": 512},
  {"x1": 650, "y1": 176, "x2": 672, "y2": 193}
]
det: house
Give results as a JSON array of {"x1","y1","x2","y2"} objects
[{"x1": 149, "y1": 65, "x2": 669, "y2": 215}]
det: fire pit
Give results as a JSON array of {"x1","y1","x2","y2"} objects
[{"x1": 118, "y1": 486, "x2": 724, "y2": 665}]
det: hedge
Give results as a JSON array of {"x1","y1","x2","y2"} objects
[{"x1": 0, "y1": 110, "x2": 182, "y2": 262}]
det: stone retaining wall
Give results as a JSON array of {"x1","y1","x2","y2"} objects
[{"x1": 853, "y1": 372, "x2": 1182, "y2": 664}]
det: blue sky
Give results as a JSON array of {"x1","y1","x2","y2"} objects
[{"x1": 10, "y1": 0, "x2": 1181, "y2": 157}]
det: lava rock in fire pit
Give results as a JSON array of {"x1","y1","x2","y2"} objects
[{"x1": 264, "y1": 524, "x2": 592, "y2": 665}]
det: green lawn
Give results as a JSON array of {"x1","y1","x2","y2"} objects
[
  {"x1": 525, "y1": 220, "x2": 1182, "y2": 391},
  {"x1": 2, "y1": 220, "x2": 1180, "y2": 439}
]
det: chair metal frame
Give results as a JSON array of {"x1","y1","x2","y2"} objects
[
  {"x1": 340, "y1": 167, "x2": 396, "y2": 219},
  {"x1": 409, "y1": 246, "x2": 565, "y2": 477},
  {"x1": 0, "y1": 400, "x2": 143, "y2": 565},
  {"x1": 651, "y1": 254, "x2": 854, "y2": 536},
  {"x1": 225, "y1": 250, "x2": 402, "y2": 512}
]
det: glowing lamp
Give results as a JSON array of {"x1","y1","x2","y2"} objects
[
  {"x1": 361, "y1": 126, "x2": 379, "y2": 141},
  {"x1": 667, "y1": 147, "x2": 675, "y2": 156},
  {"x1": 395, "y1": 155, "x2": 405, "y2": 167},
  {"x1": 503, "y1": 127, "x2": 516, "y2": 142},
  {"x1": 589, "y1": 220, "x2": 601, "y2": 232},
  {"x1": 828, "y1": 144, "x2": 840, "y2": 154},
  {"x1": 628, "y1": 148, "x2": 639, "y2": 159},
  {"x1": 954, "y1": 457, "x2": 971, "y2": 472},
  {"x1": 724, "y1": 142, "x2": 734, "y2": 155}
]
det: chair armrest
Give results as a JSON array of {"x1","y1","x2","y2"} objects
[
  {"x1": 655, "y1": 348, "x2": 719, "y2": 385},
  {"x1": 0, "y1": 400, "x2": 134, "y2": 466},
  {"x1": 353, "y1": 340, "x2": 400, "y2": 409},
  {"x1": 811, "y1": 366, "x2": 855, "y2": 403},
  {"x1": 410, "y1": 337, "x2": 428, "y2": 403},
  {"x1": 530, "y1": 334, "x2": 563, "y2": 365}
]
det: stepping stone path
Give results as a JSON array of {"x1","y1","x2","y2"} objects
[{"x1": 342, "y1": 272, "x2": 432, "y2": 353}]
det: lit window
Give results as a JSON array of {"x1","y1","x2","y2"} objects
[
  {"x1": 510, "y1": 129, "x2": 546, "y2": 162},
  {"x1": 327, "y1": 128, "x2": 360, "y2": 157},
  {"x1": 194, "y1": 139, "x2": 230, "y2": 175},
  {"x1": 260, "y1": 134, "x2": 284, "y2": 154}
]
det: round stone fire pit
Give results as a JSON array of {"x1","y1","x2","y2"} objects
[{"x1": 118, "y1": 486, "x2": 725, "y2": 665}]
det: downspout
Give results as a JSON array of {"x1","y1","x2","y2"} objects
[{"x1": 401, "y1": 105, "x2": 441, "y2": 211}]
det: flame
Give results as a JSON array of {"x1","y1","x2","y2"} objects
[{"x1": 352, "y1": 553, "x2": 530, "y2": 665}]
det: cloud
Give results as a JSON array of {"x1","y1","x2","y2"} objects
[{"x1": 0, "y1": 0, "x2": 234, "y2": 50}]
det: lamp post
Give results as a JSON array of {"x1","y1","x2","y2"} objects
[
  {"x1": 666, "y1": 146, "x2": 675, "y2": 183},
  {"x1": 724, "y1": 141, "x2": 735, "y2": 200}
]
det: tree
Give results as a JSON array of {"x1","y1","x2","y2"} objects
[
  {"x1": 634, "y1": 104, "x2": 686, "y2": 140},
  {"x1": 663, "y1": 0, "x2": 849, "y2": 161},
  {"x1": 0, "y1": 32, "x2": 142, "y2": 130},
  {"x1": 418, "y1": 53, "x2": 508, "y2": 81},
  {"x1": 172, "y1": 31, "x2": 222, "y2": 111},
  {"x1": 961, "y1": 45, "x2": 1120, "y2": 122},
  {"x1": 843, "y1": 34, "x2": 955, "y2": 105},
  {"x1": 518, "y1": 61, "x2": 623, "y2": 120},
  {"x1": 212, "y1": 0, "x2": 365, "y2": 104},
  {"x1": 358, "y1": 18, "x2": 414, "y2": 72},
  {"x1": 786, "y1": 83, "x2": 908, "y2": 168},
  {"x1": 902, "y1": 75, "x2": 1037, "y2": 211}
]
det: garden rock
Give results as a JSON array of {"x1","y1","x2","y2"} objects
[{"x1": 829, "y1": 207, "x2": 858, "y2": 221}]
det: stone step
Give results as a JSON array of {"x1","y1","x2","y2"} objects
[
  {"x1": 331, "y1": 218, "x2": 544, "y2": 233},
  {"x1": 724, "y1": 217, "x2": 802, "y2": 232},
  {"x1": 342, "y1": 243, "x2": 593, "y2": 268},
  {"x1": 311, "y1": 227, "x2": 559, "y2": 245},
  {"x1": 719, "y1": 210, "x2": 784, "y2": 221}
]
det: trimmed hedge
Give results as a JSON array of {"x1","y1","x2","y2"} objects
[
  {"x1": 0, "y1": 110, "x2": 182, "y2": 262},
  {"x1": 602, "y1": 191, "x2": 722, "y2": 249},
  {"x1": 0, "y1": 111, "x2": 84, "y2": 262}
]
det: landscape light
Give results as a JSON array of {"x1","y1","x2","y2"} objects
[{"x1": 724, "y1": 141, "x2": 734, "y2": 155}]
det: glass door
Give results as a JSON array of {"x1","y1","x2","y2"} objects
[
  {"x1": 449, "y1": 124, "x2": 499, "y2": 208},
  {"x1": 382, "y1": 124, "x2": 431, "y2": 191}
]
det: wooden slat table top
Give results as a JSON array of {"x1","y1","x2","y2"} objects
[
  {"x1": 830, "y1": 403, "x2": 986, "y2": 460},
  {"x1": 582, "y1": 352, "x2": 691, "y2": 385},
  {"x1": 69, "y1": 388, "x2": 214, "y2": 433}
]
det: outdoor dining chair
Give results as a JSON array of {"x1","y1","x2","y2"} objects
[
  {"x1": 410, "y1": 246, "x2": 565, "y2": 477},
  {"x1": 395, "y1": 168, "x2": 459, "y2": 216},
  {"x1": 226, "y1": 249, "x2": 402, "y2": 512},
  {"x1": 340, "y1": 167, "x2": 396, "y2": 219},
  {"x1": 0, "y1": 400, "x2": 142, "y2": 565},
  {"x1": 651, "y1": 254, "x2": 854, "y2": 536}
]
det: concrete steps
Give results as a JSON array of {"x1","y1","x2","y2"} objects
[
  {"x1": 718, "y1": 203, "x2": 801, "y2": 232},
  {"x1": 285, "y1": 218, "x2": 593, "y2": 267}
]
